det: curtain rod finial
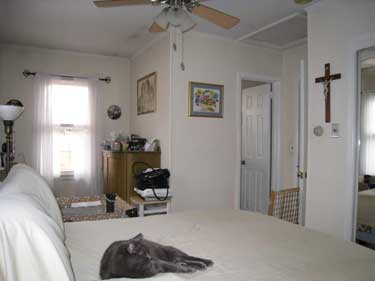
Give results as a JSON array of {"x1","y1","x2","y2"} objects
[
  {"x1": 100, "y1": 76, "x2": 111, "y2": 84},
  {"x1": 23, "y1": 69, "x2": 35, "y2": 78},
  {"x1": 23, "y1": 69, "x2": 30, "y2": 77}
]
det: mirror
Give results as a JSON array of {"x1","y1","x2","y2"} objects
[{"x1": 356, "y1": 47, "x2": 375, "y2": 250}]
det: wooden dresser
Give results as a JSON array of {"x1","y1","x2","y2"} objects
[{"x1": 102, "y1": 151, "x2": 161, "y2": 203}]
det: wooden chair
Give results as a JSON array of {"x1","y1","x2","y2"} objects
[{"x1": 268, "y1": 188, "x2": 300, "y2": 224}]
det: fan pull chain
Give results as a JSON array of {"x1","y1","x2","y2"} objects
[{"x1": 180, "y1": 32, "x2": 185, "y2": 71}]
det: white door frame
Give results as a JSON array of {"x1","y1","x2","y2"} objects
[
  {"x1": 353, "y1": 44, "x2": 375, "y2": 241},
  {"x1": 235, "y1": 72, "x2": 282, "y2": 210},
  {"x1": 351, "y1": 35, "x2": 375, "y2": 241},
  {"x1": 298, "y1": 59, "x2": 308, "y2": 226}
]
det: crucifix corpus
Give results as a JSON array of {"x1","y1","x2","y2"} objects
[{"x1": 315, "y1": 63, "x2": 341, "y2": 123}]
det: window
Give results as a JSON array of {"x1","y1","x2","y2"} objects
[{"x1": 51, "y1": 82, "x2": 90, "y2": 177}]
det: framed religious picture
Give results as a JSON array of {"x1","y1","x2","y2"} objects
[
  {"x1": 137, "y1": 72, "x2": 157, "y2": 115},
  {"x1": 188, "y1": 82, "x2": 224, "y2": 118}
]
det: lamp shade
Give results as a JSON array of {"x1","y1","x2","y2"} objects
[
  {"x1": 154, "y1": 8, "x2": 169, "y2": 30},
  {"x1": 0, "y1": 105, "x2": 24, "y2": 121},
  {"x1": 154, "y1": 6, "x2": 195, "y2": 33}
]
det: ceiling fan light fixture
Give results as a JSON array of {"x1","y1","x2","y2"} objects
[
  {"x1": 175, "y1": 8, "x2": 196, "y2": 32},
  {"x1": 154, "y1": 8, "x2": 170, "y2": 30},
  {"x1": 94, "y1": 0, "x2": 240, "y2": 32},
  {"x1": 154, "y1": 6, "x2": 195, "y2": 33},
  {"x1": 166, "y1": 7, "x2": 186, "y2": 26}
]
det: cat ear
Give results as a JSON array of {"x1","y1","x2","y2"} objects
[
  {"x1": 133, "y1": 233, "x2": 143, "y2": 241},
  {"x1": 127, "y1": 243, "x2": 135, "y2": 254}
]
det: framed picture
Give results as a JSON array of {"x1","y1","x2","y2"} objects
[
  {"x1": 188, "y1": 82, "x2": 224, "y2": 118},
  {"x1": 137, "y1": 72, "x2": 157, "y2": 115},
  {"x1": 107, "y1": 105, "x2": 121, "y2": 120}
]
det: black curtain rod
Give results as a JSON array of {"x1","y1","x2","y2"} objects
[{"x1": 22, "y1": 69, "x2": 111, "y2": 84}]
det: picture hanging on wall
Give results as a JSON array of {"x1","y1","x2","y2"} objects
[
  {"x1": 107, "y1": 105, "x2": 122, "y2": 120},
  {"x1": 137, "y1": 72, "x2": 157, "y2": 115},
  {"x1": 188, "y1": 82, "x2": 224, "y2": 118}
]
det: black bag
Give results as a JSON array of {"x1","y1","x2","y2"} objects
[{"x1": 133, "y1": 162, "x2": 170, "y2": 201}]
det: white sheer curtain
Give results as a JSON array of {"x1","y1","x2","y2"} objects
[
  {"x1": 87, "y1": 80, "x2": 102, "y2": 195},
  {"x1": 32, "y1": 75, "x2": 102, "y2": 195},
  {"x1": 360, "y1": 92, "x2": 375, "y2": 175},
  {"x1": 32, "y1": 74, "x2": 54, "y2": 185},
  {"x1": 73, "y1": 79, "x2": 101, "y2": 195}
]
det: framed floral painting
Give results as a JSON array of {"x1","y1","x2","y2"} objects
[{"x1": 188, "y1": 82, "x2": 224, "y2": 118}]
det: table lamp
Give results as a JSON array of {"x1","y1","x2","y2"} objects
[{"x1": 0, "y1": 100, "x2": 24, "y2": 172}]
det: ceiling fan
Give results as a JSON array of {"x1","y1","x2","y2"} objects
[{"x1": 93, "y1": 0, "x2": 240, "y2": 33}]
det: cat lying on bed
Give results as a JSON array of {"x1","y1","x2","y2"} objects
[{"x1": 100, "y1": 233, "x2": 213, "y2": 279}]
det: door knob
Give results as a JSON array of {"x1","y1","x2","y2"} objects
[
  {"x1": 297, "y1": 171, "x2": 306, "y2": 179},
  {"x1": 241, "y1": 160, "x2": 246, "y2": 165}
]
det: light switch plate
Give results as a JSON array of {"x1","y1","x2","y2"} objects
[{"x1": 331, "y1": 123, "x2": 340, "y2": 138}]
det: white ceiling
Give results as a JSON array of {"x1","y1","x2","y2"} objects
[
  {"x1": 242, "y1": 14, "x2": 307, "y2": 49},
  {"x1": 0, "y1": 0, "x2": 315, "y2": 57}
]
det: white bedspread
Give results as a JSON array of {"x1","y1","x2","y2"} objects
[
  {"x1": 358, "y1": 189, "x2": 375, "y2": 226},
  {"x1": 65, "y1": 210, "x2": 375, "y2": 281}
]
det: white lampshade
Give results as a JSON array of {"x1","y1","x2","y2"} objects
[
  {"x1": 170, "y1": 8, "x2": 195, "y2": 32},
  {"x1": 154, "y1": 8, "x2": 169, "y2": 30},
  {"x1": 154, "y1": 6, "x2": 195, "y2": 33},
  {"x1": 0, "y1": 105, "x2": 24, "y2": 121}
]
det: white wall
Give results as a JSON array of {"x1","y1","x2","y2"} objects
[
  {"x1": 306, "y1": 0, "x2": 375, "y2": 241},
  {"x1": 0, "y1": 44, "x2": 130, "y2": 177},
  {"x1": 0, "y1": 32, "x2": 306, "y2": 210},
  {"x1": 281, "y1": 44, "x2": 308, "y2": 189},
  {"x1": 129, "y1": 31, "x2": 308, "y2": 212},
  {"x1": 130, "y1": 35, "x2": 171, "y2": 168},
  {"x1": 170, "y1": 32, "x2": 283, "y2": 211}
]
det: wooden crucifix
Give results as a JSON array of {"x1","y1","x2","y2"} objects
[{"x1": 315, "y1": 63, "x2": 341, "y2": 123}]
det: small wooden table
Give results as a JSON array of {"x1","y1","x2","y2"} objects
[{"x1": 130, "y1": 196, "x2": 171, "y2": 217}]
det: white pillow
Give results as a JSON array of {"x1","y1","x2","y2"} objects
[
  {"x1": 0, "y1": 193, "x2": 74, "y2": 281},
  {"x1": 0, "y1": 164, "x2": 65, "y2": 238}
]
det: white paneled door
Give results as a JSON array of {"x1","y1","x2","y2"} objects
[{"x1": 241, "y1": 84, "x2": 271, "y2": 214}]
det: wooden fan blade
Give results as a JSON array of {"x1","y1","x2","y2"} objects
[
  {"x1": 149, "y1": 22, "x2": 166, "y2": 33},
  {"x1": 94, "y1": 0, "x2": 151, "y2": 8},
  {"x1": 191, "y1": 4, "x2": 240, "y2": 29}
]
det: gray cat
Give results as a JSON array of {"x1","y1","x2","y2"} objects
[{"x1": 100, "y1": 233, "x2": 213, "y2": 279}]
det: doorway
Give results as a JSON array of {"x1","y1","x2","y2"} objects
[
  {"x1": 237, "y1": 64, "x2": 307, "y2": 221},
  {"x1": 240, "y1": 82, "x2": 272, "y2": 213}
]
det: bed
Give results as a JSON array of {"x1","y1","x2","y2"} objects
[
  {"x1": 1, "y1": 164, "x2": 375, "y2": 281},
  {"x1": 65, "y1": 210, "x2": 375, "y2": 281},
  {"x1": 358, "y1": 188, "x2": 375, "y2": 226},
  {"x1": 357, "y1": 188, "x2": 375, "y2": 245}
]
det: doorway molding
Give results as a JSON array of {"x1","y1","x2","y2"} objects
[{"x1": 235, "y1": 72, "x2": 282, "y2": 210}]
